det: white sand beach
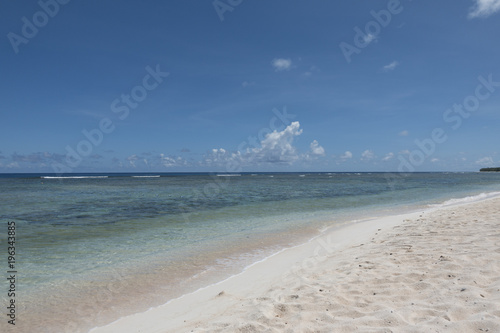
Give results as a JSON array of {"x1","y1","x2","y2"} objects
[{"x1": 91, "y1": 195, "x2": 500, "y2": 333}]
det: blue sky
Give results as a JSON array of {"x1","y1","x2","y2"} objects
[{"x1": 1, "y1": 0, "x2": 500, "y2": 173}]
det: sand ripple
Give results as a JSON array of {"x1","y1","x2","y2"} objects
[{"x1": 190, "y1": 198, "x2": 500, "y2": 332}]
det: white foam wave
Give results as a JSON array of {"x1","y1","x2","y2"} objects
[
  {"x1": 216, "y1": 174, "x2": 241, "y2": 177},
  {"x1": 41, "y1": 176, "x2": 108, "y2": 179},
  {"x1": 430, "y1": 191, "x2": 500, "y2": 208},
  {"x1": 131, "y1": 175, "x2": 160, "y2": 178}
]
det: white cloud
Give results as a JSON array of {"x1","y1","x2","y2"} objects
[
  {"x1": 431, "y1": 158, "x2": 439, "y2": 163},
  {"x1": 242, "y1": 81, "x2": 255, "y2": 87},
  {"x1": 202, "y1": 122, "x2": 322, "y2": 168},
  {"x1": 123, "y1": 123, "x2": 325, "y2": 171},
  {"x1": 202, "y1": 149, "x2": 242, "y2": 167},
  {"x1": 469, "y1": 0, "x2": 500, "y2": 18},
  {"x1": 399, "y1": 150, "x2": 410, "y2": 155},
  {"x1": 160, "y1": 154, "x2": 188, "y2": 168},
  {"x1": 309, "y1": 140, "x2": 325, "y2": 156},
  {"x1": 272, "y1": 58, "x2": 292, "y2": 71},
  {"x1": 248, "y1": 121, "x2": 302, "y2": 163},
  {"x1": 382, "y1": 152, "x2": 394, "y2": 161},
  {"x1": 127, "y1": 154, "x2": 139, "y2": 167},
  {"x1": 6, "y1": 162, "x2": 20, "y2": 169},
  {"x1": 399, "y1": 130, "x2": 409, "y2": 136},
  {"x1": 383, "y1": 61, "x2": 399, "y2": 72},
  {"x1": 475, "y1": 156, "x2": 495, "y2": 166},
  {"x1": 361, "y1": 150, "x2": 375, "y2": 160},
  {"x1": 363, "y1": 33, "x2": 377, "y2": 44},
  {"x1": 303, "y1": 65, "x2": 319, "y2": 77},
  {"x1": 125, "y1": 153, "x2": 188, "y2": 169},
  {"x1": 340, "y1": 151, "x2": 353, "y2": 160}
]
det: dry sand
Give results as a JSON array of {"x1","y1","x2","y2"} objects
[{"x1": 91, "y1": 196, "x2": 500, "y2": 333}]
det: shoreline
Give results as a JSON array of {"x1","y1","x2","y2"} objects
[{"x1": 90, "y1": 192, "x2": 500, "y2": 332}]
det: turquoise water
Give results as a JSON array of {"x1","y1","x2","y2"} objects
[{"x1": 2, "y1": 172, "x2": 500, "y2": 332}]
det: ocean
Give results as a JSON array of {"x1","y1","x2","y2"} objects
[{"x1": 2, "y1": 172, "x2": 500, "y2": 332}]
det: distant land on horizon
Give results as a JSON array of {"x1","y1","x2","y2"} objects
[{"x1": 480, "y1": 168, "x2": 500, "y2": 172}]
